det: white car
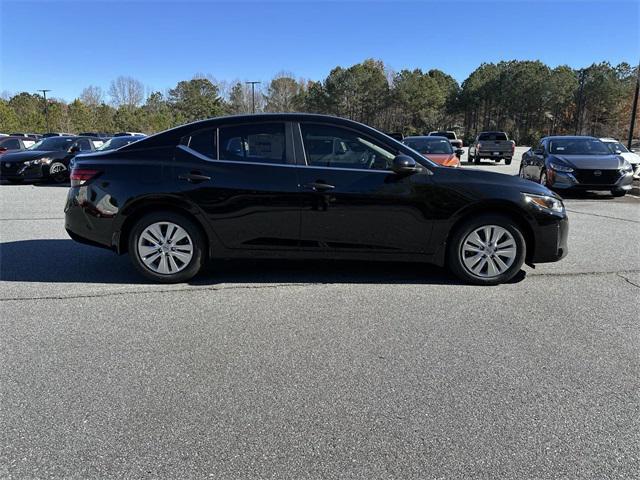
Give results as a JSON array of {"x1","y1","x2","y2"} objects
[{"x1": 600, "y1": 138, "x2": 640, "y2": 179}]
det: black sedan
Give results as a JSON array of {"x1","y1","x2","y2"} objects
[
  {"x1": 0, "y1": 136, "x2": 102, "y2": 183},
  {"x1": 65, "y1": 114, "x2": 568, "y2": 285},
  {"x1": 519, "y1": 136, "x2": 634, "y2": 197}
]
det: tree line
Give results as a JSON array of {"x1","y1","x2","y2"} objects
[{"x1": 1, "y1": 60, "x2": 637, "y2": 145}]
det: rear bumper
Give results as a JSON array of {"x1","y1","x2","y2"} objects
[
  {"x1": 64, "y1": 185, "x2": 118, "y2": 251},
  {"x1": 477, "y1": 150, "x2": 512, "y2": 158}
]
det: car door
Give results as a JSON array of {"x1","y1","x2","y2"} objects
[
  {"x1": 295, "y1": 122, "x2": 433, "y2": 254},
  {"x1": 174, "y1": 121, "x2": 301, "y2": 250}
]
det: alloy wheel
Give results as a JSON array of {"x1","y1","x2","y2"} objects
[
  {"x1": 460, "y1": 225, "x2": 517, "y2": 278},
  {"x1": 137, "y1": 221, "x2": 194, "y2": 275},
  {"x1": 49, "y1": 162, "x2": 67, "y2": 183}
]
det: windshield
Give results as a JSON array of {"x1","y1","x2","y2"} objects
[
  {"x1": 28, "y1": 137, "x2": 75, "y2": 151},
  {"x1": 404, "y1": 138, "x2": 453, "y2": 154},
  {"x1": 96, "y1": 137, "x2": 141, "y2": 151},
  {"x1": 605, "y1": 142, "x2": 629, "y2": 154},
  {"x1": 549, "y1": 138, "x2": 611, "y2": 155}
]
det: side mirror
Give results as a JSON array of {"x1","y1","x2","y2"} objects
[
  {"x1": 614, "y1": 149, "x2": 622, "y2": 154},
  {"x1": 0, "y1": 146, "x2": 7, "y2": 153},
  {"x1": 69, "y1": 145, "x2": 80, "y2": 153},
  {"x1": 455, "y1": 148, "x2": 464, "y2": 158},
  {"x1": 392, "y1": 155, "x2": 419, "y2": 174}
]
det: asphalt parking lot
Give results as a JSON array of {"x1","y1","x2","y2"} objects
[{"x1": 1, "y1": 150, "x2": 639, "y2": 479}]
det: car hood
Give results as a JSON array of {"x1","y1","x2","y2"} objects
[
  {"x1": 1, "y1": 150, "x2": 66, "y2": 163},
  {"x1": 619, "y1": 152, "x2": 640, "y2": 165},
  {"x1": 433, "y1": 165, "x2": 556, "y2": 197},
  {"x1": 549, "y1": 154, "x2": 623, "y2": 169}
]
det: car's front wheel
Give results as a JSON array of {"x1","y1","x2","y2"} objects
[
  {"x1": 128, "y1": 211, "x2": 205, "y2": 283},
  {"x1": 611, "y1": 188, "x2": 627, "y2": 197},
  {"x1": 49, "y1": 162, "x2": 68, "y2": 183},
  {"x1": 447, "y1": 214, "x2": 526, "y2": 285}
]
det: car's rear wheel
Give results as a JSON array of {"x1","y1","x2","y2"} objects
[
  {"x1": 49, "y1": 162, "x2": 68, "y2": 183},
  {"x1": 128, "y1": 211, "x2": 205, "y2": 283},
  {"x1": 611, "y1": 188, "x2": 627, "y2": 197},
  {"x1": 474, "y1": 153, "x2": 480, "y2": 164},
  {"x1": 447, "y1": 214, "x2": 526, "y2": 285},
  {"x1": 505, "y1": 158, "x2": 512, "y2": 165}
]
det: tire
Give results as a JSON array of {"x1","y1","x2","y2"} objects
[
  {"x1": 49, "y1": 162, "x2": 69, "y2": 184},
  {"x1": 474, "y1": 153, "x2": 481, "y2": 164},
  {"x1": 128, "y1": 211, "x2": 206, "y2": 283},
  {"x1": 505, "y1": 158, "x2": 512, "y2": 165},
  {"x1": 611, "y1": 189, "x2": 626, "y2": 197},
  {"x1": 447, "y1": 214, "x2": 526, "y2": 285}
]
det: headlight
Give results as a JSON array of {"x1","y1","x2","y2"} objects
[
  {"x1": 549, "y1": 162, "x2": 573, "y2": 173},
  {"x1": 620, "y1": 160, "x2": 633, "y2": 173},
  {"x1": 523, "y1": 193, "x2": 564, "y2": 213},
  {"x1": 24, "y1": 157, "x2": 52, "y2": 166}
]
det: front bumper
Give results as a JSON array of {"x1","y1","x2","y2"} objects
[
  {"x1": 548, "y1": 168, "x2": 634, "y2": 191},
  {"x1": 0, "y1": 162, "x2": 48, "y2": 181},
  {"x1": 530, "y1": 214, "x2": 569, "y2": 263}
]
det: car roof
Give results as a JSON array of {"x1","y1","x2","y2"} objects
[
  {"x1": 544, "y1": 135, "x2": 599, "y2": 141},
  {"x1": 404, "y1": 135, "x2": 448, "y2": 140},
  {"x1": 120, "y1": 113, "x2": 402, "y2": 152}
]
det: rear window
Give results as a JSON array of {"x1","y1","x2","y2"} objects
[
  {"x1": 431, "y1": 131, "x2": 455, "y2": 140},
  {"x1": 479, "y1": 132, "x2": 508, "y2": 141}
]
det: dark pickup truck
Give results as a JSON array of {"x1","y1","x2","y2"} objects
[{"x1": 468, "y1": 131, "x2": 515, "y2": 164}]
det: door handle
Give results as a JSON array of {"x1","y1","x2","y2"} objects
[
  {"x1": 303, "y1": 182, "x2": 335, "y2": 192},
  {"x1": 178, "y1": 172, "x2": 211, "y2": 183}
]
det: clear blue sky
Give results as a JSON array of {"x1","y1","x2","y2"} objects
[{"x1": 1, "y1": 0, "x2": 638, "y2": 101}]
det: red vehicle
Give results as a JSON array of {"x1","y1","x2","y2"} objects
[
  {"x1": 403, "y1": 136, "x2": 463, "y2": 167},
  {"x1": 0, "y1": 136, "x2": 37, "y2": 156}
]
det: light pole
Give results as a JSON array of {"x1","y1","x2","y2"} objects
[
  {"x1": 38, "y1": 89, "x2": 51, "y2": 133},
  {"x1": 574, "y1": 69, "x2": 585, "y2": 136},
  {"x1": 245, "y1": 81, "x2": 261, "y2": 113},
  {"x1": 627, "y1": 62, "x2": 639, "y2": 150}
]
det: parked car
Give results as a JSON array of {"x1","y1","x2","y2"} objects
[
  {"x1": 94, "y1": 135, "x2": 146, "y2": 151},
  {"x1": 403, "y1": 136, "x2": 463, "y2": 167},
  {"x1": 10, "y1": 132, "x2": 40, "y2": 139},
  {"x1": 79, "y1": 132, "x2": 110, "y2": 138},
  {"x1": 600, "y1": 138, "x2": 640, "y2": 179},
  {"x1": 0, "y1": 136, "x2": 37, "y2": 156},
  {"x1": 0, "y1": 136, "x2": 102, "y2": 183},
  {"x1": 519, "y1": 136, "x2": 634, "y2": 197},
  {"x1": 113, "y1": 132, "x2": 146, "y2": 137},
  {"x1": 428, "y1": 131, "x2": 463, "y2": 150},
  {"x1": 65, "y1": 113, "x2": 568, "y2": 285},
  {"x1": 42, "y1": 132, "x2": 74, "y2": 138},
  {"x1": 468, "y1": 131, "x2": 515, "y2": 164}
]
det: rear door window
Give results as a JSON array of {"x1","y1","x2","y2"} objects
[
  {"x1": 182, "y1": 129, "x2": 217, "y2": 159},
  {"x1": 219, "y1": 123, "x2": 287, "y2": 164}
]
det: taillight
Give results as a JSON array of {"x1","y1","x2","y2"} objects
[
  {"x1": 70, "y1": 168, "x2": 100, "y2": 187},
  {"x1": 512, "y1": 142, "x2": 516, "y2": 154}
]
